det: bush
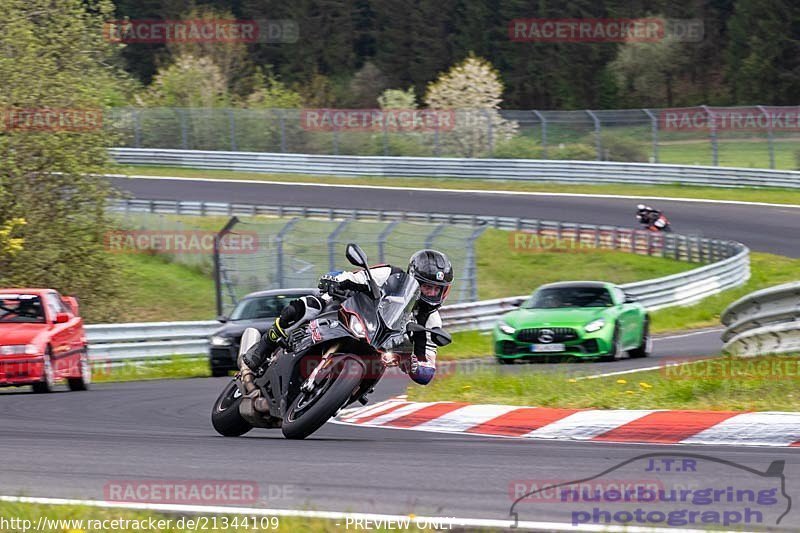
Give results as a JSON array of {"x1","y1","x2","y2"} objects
[
  {"x1": 493, "y1": 136, "x2": 543, "y2": 159},
  {"x1": 597, "y1": 134, "x2": 649, "y2": 162},
  {"x1": 547, "y1": 143, "x2": 597, "y2": 160}
]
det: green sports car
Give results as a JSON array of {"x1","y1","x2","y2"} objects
[{"x1": 493, "y1": 281, "x2": 651, "y2": 363}]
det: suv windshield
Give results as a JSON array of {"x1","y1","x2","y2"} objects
[
  {"x1": 524, "y1": 287, "x2": 613, "y2": 309},
  {"x1": 229, "y1": 295, "x2": 300, "y2": 321},
  {"x1": 0, "y1": 294, "x2": 46, "y2": 323}
]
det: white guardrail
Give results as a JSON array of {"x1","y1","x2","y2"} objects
[
  {"x1": 721, "y1": 282, "x2": 800, "y2": 356},
  {"x1": 109, "y1": 148, "x2": 800, "y2": 188}
]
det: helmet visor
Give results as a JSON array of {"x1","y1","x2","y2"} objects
[{"x1": 419, "y1": 282, "x2": 450, "y2": 305}]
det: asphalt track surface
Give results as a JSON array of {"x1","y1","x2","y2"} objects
[
  {"x1": 2, "y1": 177, "x2": 798, "y2": 530},
  {"x1": 110, "y1": 175, "x2": 800, "y2": 256}
]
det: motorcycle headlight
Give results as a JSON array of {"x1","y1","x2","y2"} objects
[
  {"x1": 349, "y1": 315, "x2": 367, "y2": 338},
  {"x1": 210, "y1": 335, "x2": 232, "y2": 346},
  {"x1": 0, "y1": 344, "x2": 40, "y2": 355},
  {"x1": 498, "y1": 322, "x2": 516, "y2": 335},
  {"x1": 584, "y1": 319, "x2": 606, "y2": 333}
]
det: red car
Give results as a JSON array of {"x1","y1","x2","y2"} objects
[{"x1": 0, "y1": 288, "x2": 91, "y2": 393}]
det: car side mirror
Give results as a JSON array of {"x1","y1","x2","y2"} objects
[
  {"x1": 216, "y1": 315, "x2": 228, "y2": 323},
  {"x1": 54, "y1": 312, "x2": 70, "y2": 324},
  {"x1": 345, "y1": 243, "x2": 369, "y2": 268}
]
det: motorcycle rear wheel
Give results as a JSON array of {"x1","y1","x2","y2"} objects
[
  {"x1": 282, "y1": 356, "x2": 363, "y2": 440},
  {"x1": 211, "y1": 380, "x2": 253, "y2": 437}
]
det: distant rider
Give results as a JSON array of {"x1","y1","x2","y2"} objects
[
  {"x1": 636, "y1": 204, "x2": 661, "y2": 227},
  {"x1": 241, "y1": 249, "x2": 454, "y2": 386}
]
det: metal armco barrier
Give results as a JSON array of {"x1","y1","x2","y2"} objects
[
  {"x1": 109, "y1": 149, "x2": 800, "y2": 188},
  {"x1": 721, "y1": 282, "x2": 800, "y2": 356},
  {"x1": 86, "y1": 321, "x2": 218, "y2": 361},
  {"x1": 96, "y1": 199, "x2": 750, "y2": 359}
]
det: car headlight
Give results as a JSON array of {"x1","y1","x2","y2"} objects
[
  {"x1": 210, "y1": 335, "x2": 232, "y2": 346},
  {"x1": 0, "y1": 344, "x2": 40, "y2": 355},
  {"x1": 584, "y1": 319, "x2": 606, "y2": 333},
  {"x1": 498, "y1": 322, "x2": 516, "y2": 335}
]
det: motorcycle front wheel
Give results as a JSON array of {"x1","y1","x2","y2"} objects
[
  {"x1": 211, "y1": 380, "x2": 253, "y2": 437},
  {"x1": 282, "y1": 356, "x2": 364, "y2": 440}
]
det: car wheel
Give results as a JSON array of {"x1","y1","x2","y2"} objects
[
  {"x1": 629, "y1": 320, "x2": 652, "y2": 358},
  {"x1": 32, "y1": 349, "x2": 55, "y2": 393},
  {"x1": 599, "y1": 325, "x2": 622, "y2": 362},
  {"x1": 496, "y1": 357, "x2": 514, "y2": 365},
  {"x1": 67, "y1": 349, "x2": 91, "y2": 391}
]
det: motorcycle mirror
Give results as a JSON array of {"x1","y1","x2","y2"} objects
[
  {"x1": 430, "y1": 328, "x2": 452, "y2": 347},
  {"x1": 406, "y1": 322, "x2": 425, "y2": 333},
  {"x1": 345, "y1": 243, "x2": 369, "y2": 268}
]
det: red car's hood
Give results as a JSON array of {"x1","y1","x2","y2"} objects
[{"x1": 0, "y1": 323, "x2": 49, "y2": 345}]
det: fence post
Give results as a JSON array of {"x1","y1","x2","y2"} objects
[
  {"x1": 424, "y1": 224, "x2": 446, "y2": 248},
  {"x1": 133, "y1": 108, "x2": 142, "y2": 148},
  {"x1": 531, "y1": 110, "x2": 547, "y2": 158},
  {"x1": 757, "y1": 105, "x2": 775, "y2": 169},
  {"x1": 433, "y1": 113, "x2": 441, "y2": 156},
  {"x1": 382, "y1": 113, "x2": 389, "y2": 156},
  {"x1": 214, "y1": 216, "x2": 240, "y2": 317},
  {"x1": 327, "y1": 219, "x2": 351, "y2": 271},
  {"x1": 228, "y1": 109, "x2": 237, "y2": 151},
  {"x1": 333, "y1": 120, "x2": 340, "y2": 155},
  {"x1": 465, "y1": 224, "x2": 488, "y2": 302},
  {"x1": 275, "y1": 218, "x2": 299, "y2": 288},
  {"x1": 702, "y1": 105, "x2": 718, "y2": 166},
  {"x1": 586, "y1": 110, "x2": 602, "y2": 160},
  {"x1": 279, "y1": 110, "x2": 287, "y2": 153},
  {"x1": 484, "y1": 109, "x2": 494, "y2": 156},
  {"x1": 377, "y1": 221, "x2": 399, "y2": 263},
  {"x1": 179, "y1": 109, "x2": 189, "y2": 149},
  {"x1": 643, "y1": 108, "x2": 659, "y2": 163}
]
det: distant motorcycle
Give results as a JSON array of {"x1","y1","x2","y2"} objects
[
  {"x1": 636, "y1": 205, "x2": 672, "y2": 233},
  {"x1": 211, "y1": 243, "x2": 451, "y2": 440}
]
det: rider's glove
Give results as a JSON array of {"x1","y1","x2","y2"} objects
[
  {"x1": 338, "y1": 278, "x2": 368, "y2": 292},
  {"x1": 318, "y1": 274, "x2": 340, "y2": 295}
]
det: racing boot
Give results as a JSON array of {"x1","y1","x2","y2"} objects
[{"x1": 242, "y1": 318, "x2": 288, "y2": 374}]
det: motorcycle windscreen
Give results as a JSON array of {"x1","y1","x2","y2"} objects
[{"x1": 377, "y1": 272, "x2": 420, "y2": 331}]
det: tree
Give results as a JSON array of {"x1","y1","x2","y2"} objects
[
  {"x1": 0, "y1": 0, "x2": 128, "y2": 321},
  {"x1": 609, "y1": 35, "x2": 690, "y2": 107},
  {"x1": 378, "y1": 88, "x2": 417, "y2": 109},
  {"x1": 143, "y1": 55, "x2": 229, "y2": 107},
  {"x1": 424, "y1": 55, "x2": 518, "y2": 157}
]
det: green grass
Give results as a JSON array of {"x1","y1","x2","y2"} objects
[
  {"x1": 92, "y1": 356, "x2": 210, "y2": 383},
  {"x1": 0, "y1": 501, "x2": 403, "y2": 533},
  {"x1": 658, "y1": 139, "x2": 797, "y2": 169},
  {"x1": 116, "y1": 163, "x2": 800, "y2": 207},
  {"x1": 475, "y1": 229, "x2": 692, "y2": 300},
  {"x1": 112, "y1": 253, "x2": 216, "y2": 322},
  {"x1": 408, "y1": 355, "x2": 800, "y2": 411}
]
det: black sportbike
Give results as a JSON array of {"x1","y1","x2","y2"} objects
[{"x1": 211, "y1": 243, "x2": 451, "y2": 440}]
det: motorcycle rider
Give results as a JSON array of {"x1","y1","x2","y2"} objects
[
  {"x1": 636, "y1": 204, "x2": 661, "y2": 227},
  {"x1": 241, "y1": 249, "x2": 454, "y2": 386}
]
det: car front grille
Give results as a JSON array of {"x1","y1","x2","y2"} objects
[{"x1": 516, "y1": 327, "x2": 579, "y2": 343}]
